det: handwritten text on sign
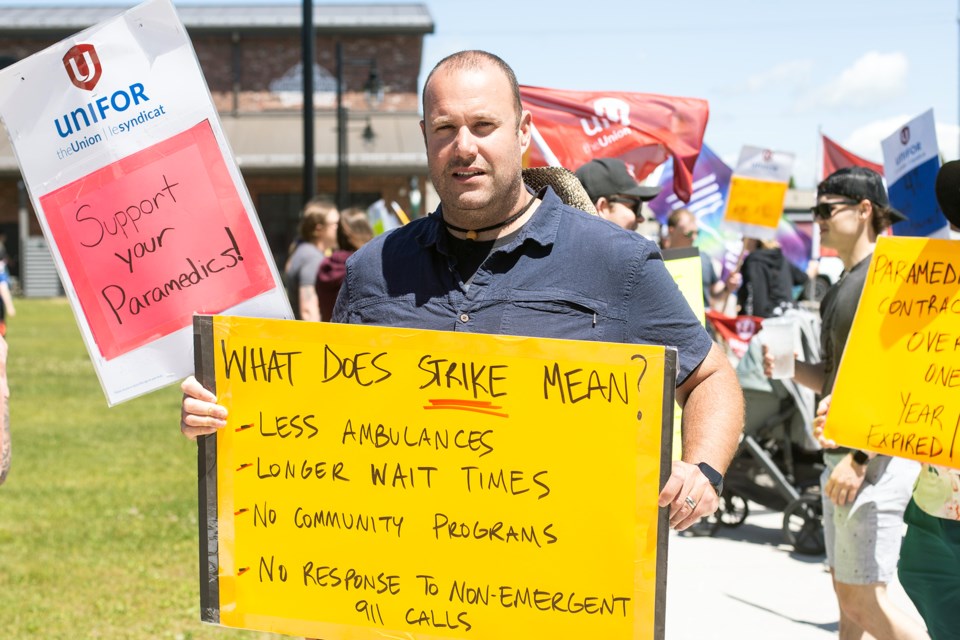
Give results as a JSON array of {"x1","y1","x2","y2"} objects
[
  {"x1": 826, "y1": 237, "x2": 960, "y2": 466},
  {"x1": 39, "y1": 120, "x2": 275, "y2": 360},
  {"x1": 201, "y1": 316, "x2": 672, "y2": 639}
]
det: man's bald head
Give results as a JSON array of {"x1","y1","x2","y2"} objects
[{"x1": 422, "y1": 50, "x2": 523, "y2": 125}]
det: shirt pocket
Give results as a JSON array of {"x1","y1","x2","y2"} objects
[{"x1": 499, "y1": 290, "x2": 610, "y2": 341}]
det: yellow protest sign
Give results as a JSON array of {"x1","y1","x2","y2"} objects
[
  {"x1": 825, "y1": 237, "x2": 960, "y2": 466},
  {"x1": 724, "y1": 176, "x2": 789, "y2": 229},
  {"x1": 195, "y1": 315, "x2": 675, "y2": 639},
  {"x1": 722, "y1": 145, "x2": 794, "y2": 241},
  {"x1": 662, "y1": 247, "x2": 705, "y2": 459},
  {"x1": 662, "y1": 247, "x2": 705, "y2": 327}
]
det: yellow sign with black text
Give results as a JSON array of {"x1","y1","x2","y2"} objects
[
  {"x1": 826, "y1": 237, "x2": 960, "y2": 467},
  {"x1": 195, "y1": 315, "x2": 675, "y2": 639}
]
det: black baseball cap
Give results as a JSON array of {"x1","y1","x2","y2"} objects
[
  {"x1": 575, "y1": 158, "x2": 661, "y2": 204},
  {"x1": 817, "y1": 166, "x2": 906, "y2": 222}
]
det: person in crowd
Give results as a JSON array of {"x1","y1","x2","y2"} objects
[
  {"x1": 665, "y1": 208, "x2": 740, "y2": 311},
  {"x1": 284, "y1": 197, "x2": 339, "y2": 321},
  {"x1": 182, "y1": 49, "x2": 745, "y2": 531},
  {"x1": 0, "y1": 335, "x2": 10, "y2": 486},
  {"x1": 0, "y1": 266, "x2": 14, "y2": 336},
  {"x1": 736, "y1": 237, "x2": 808, "y2": 318},
  {"x1": 813, "y1": 394, "x2": 952, "y2": 640},
  {"x1": 315, "y1": 206, "x2": 374, "y2": 322},
  {"x1": 574, "y1": 157, "x2": 660, "y2": 232},
  {"x1": 764, "y1": 166, "x2": 926, "y2": 640}
]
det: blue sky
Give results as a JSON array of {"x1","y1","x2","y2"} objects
[
  {"x1": 9, "y1": 0, "x2": 959, "y2": 187},
  {"x1": 419, "y1": 0, "x2": 959, "y2": 187}
]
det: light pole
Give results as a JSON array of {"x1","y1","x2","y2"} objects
[
  {"x1": 335, "y1": 42, "x2": 383, "y2": 210},
  {"x1": 301, "y1": 0, "x2": 315, "y2": 202}
]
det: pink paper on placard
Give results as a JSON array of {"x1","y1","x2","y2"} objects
[{"x1": 41, "y1": 120, "x2": 275, "y2": 360}]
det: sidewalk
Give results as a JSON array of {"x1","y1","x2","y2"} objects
[{"x1": 664, "y1": 502, "x2": 924, "y2": 639}]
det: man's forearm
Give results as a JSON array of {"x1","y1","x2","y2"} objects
[
  {"x1": 299, "y1": 286, "x2": 320, "y2": 322},
  {"x1": 677, "y1": 344, "x2": 744, "y2": 473}
]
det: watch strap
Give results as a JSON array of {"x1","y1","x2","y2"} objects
[{"x1": 696, "y1": 461, "x2": 724, "y2": 495}]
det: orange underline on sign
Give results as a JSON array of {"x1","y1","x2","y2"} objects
[
  {"x1": 234, "y1": 508, "x2": 248, "y2": 516},
  {"x1": 423, "y1": 399, "x2": 508, "y2": 418},
  {"x1": 236, "y1": 423, "x2": 254, "y2": 432},
  {"x1": 238, "y1": 567, "x2": 249, "y2": 576},
  {"x1": 237, "y1": 463, "x2": 252, "y2": 472},
  {"x1": 426, "y1": 399, "x2": 502, "y2": 407}
]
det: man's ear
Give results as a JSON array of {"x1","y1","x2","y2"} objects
[
  {"x1": 858, "y1": 198, "x2": 873, "y2": 221},
  {"x1": 518, "y1": 110, "x2": 532, "y2": 153},
  {"x1": 595, "y1": 197, "x2": 612, "y2": 218},
  {"x1": 419, "y1": 120, "x2": 427, "y2": 148}
]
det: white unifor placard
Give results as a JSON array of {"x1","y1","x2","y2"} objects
[{"x1": 0, "y1": 0, "x2": 292, "y2": 405}]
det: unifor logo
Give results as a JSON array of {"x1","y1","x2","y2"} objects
[
  {"x1": 900, "y1": 126, "x2": 910, "y2": 146},
  {"x1": 762, "y1": 149, "x2": 773, "y2": 162},
  {"x1": 63, "y1": 44, "x2": 102, "y2": 91}
]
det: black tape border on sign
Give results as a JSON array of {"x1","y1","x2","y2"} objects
[
  {"x1": 654, "y1": 347, "x2": 677, "y2": 640},
  {"x1": 194, "y1": 315, "x2": 219, "y2": 624}
]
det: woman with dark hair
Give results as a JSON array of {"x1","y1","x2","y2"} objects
[{"x1": 316, "y1": 207, "x2": 374, "y2": 321}]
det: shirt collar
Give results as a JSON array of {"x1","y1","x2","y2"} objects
[{"x1": 415, "y1": 185, "x2": 566, "y2": 254}]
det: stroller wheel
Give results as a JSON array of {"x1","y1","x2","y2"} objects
[
  {"x1": 782, "y1": 494, "x2": 825, "y2": 556},
  {"x1": 716, "y1": 492, "x2": 749, "y2": 528}
]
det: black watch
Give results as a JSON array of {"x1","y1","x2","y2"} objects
[
  {"x1": 697, "y1": 462, "x2": 724, "y2": 496},
  {"x1": 851, "y1": 450, "x2": 870, "y2": 466}
]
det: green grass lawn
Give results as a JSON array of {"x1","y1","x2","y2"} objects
[{"x1": 0, "y1": 298, "x2": 280, "y2": 639}]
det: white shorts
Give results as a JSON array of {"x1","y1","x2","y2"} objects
[{"x1": 821, "y1": 452, "x2": 919, "y2": 585}]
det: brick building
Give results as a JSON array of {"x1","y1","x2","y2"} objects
[{"x1": 0, "y1": 3, "x2": 434, "y2": 289}]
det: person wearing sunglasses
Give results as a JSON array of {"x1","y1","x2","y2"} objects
[
  {"x1": 763, "y1": 166, "x2": 925, "y2": 640},
  {"x1": 574, "y1": 158, "x2": 660, "y2": 232}
]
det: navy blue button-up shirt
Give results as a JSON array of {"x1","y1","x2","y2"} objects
[{"x1": 332, "y1": 187, "x2": 712, "y2": 384}]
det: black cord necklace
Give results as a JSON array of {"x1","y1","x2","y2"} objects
[{"x1": 442, "y1": 194, "x2": 537, "y2": 240}]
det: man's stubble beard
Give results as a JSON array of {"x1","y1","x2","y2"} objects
[{"x1": 434, "y1": 162, "x2": 526, "y2": 227}]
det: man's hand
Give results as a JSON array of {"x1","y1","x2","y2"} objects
[
  {"x1": 724, "y1": 271, "x2": 742, "y2": 292},
  {"x1": 816, "y1": 393, "x2": 865, "y2": 506},
  {"x1": 658, "y1": 460, "x2": 720, "y2": 530},
  {"x1": 824, "y1": 453, "x2": 866, "y2": 506},
  {"x1": 761, "y1": 343, "x2": 775, "y2": 378},
  {"x1": 813, "y1": 394, "x2": 837, "y2": 449},
  {"x1": 180, "y1": 375, "x2": 228, "y2": 440}
]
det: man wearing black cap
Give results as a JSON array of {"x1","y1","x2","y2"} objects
[
  {"x1": 766, "y1": 166, "x2": 927, "y2": 640},
  {"x1": 575, "y1": 158, "x2": 660, "y2": 231}
]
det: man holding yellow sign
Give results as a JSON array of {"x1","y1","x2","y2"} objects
[
  {"x1": 182, "y1": 51, "x2": 744, "y2": 532},
  {"x1": 811, "y1": 160, "x2": 960, "y2": 640},
  {"x1": 764, "y1": 167, "x2": 928, "y2": 640}
]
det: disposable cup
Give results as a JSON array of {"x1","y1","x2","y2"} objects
[{"x1": 761, "y1": 316, "x2": 797, "y2": 379}]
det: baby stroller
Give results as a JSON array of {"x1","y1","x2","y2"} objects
[{"x1": 701, "y1": 308, "x2": 825, "y2": 555}]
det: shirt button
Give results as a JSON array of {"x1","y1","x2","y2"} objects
[{"x1": 459, "y1": 313, "x2": 470, "y2": 323}]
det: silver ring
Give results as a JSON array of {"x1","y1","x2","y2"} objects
[{"x1": 684, "y1": 496, "x2": 697, "y2": 510}]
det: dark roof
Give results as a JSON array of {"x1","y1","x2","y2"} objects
[{"x1": 0, "y1": 3, "x2": 434, "y2": 34}]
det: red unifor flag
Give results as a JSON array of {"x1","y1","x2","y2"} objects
[
  {"x1": 821, "y1": 133, "x2": 884, "y2": 179},
  {"x1": 520, "y1": 85, "x2": 709, "y2": 203}
]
